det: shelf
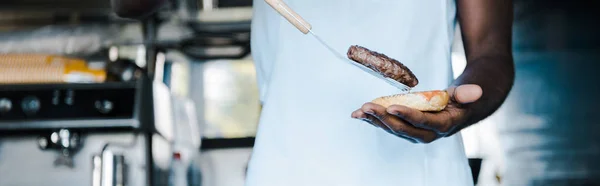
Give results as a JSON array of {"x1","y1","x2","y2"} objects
[{"x1": 0, "y1": 0, "x2": 112, "y2": 13}]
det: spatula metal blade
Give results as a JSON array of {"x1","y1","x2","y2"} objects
[
  {"x1": 309, "y1": 32, "x2": 412, "y2": 92},
  {"x1": 345, "y1": 59, "x2": 412, "y2": 92}
]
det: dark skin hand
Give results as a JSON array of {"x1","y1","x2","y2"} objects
[{"x1": 351, "y1": 0, "x2": 515, "y2": 143}]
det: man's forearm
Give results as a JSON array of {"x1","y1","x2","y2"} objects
[
  {"x1": 452, "y1": 54, "x2": 514, "y2": 129},
  {"x1": 454, "y1": 0, "x2": 514, "y2": 131}
]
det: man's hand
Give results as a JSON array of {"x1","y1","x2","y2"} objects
[
  {"x1": 349, "y1": 0, "x2": 514, "y2": 143},
  {"x1": 351, "y1": 84, "x2": 483, "y2": 143},
  {"x1": 352, "y1": 0, "x2": 514, "y2": 143}
]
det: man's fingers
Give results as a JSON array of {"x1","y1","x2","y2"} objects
[
  {"x1": 352, "y1": 109, "x2": 389, "y2": 129},
  {"x1": 387, "y1": 105, "x2": 453, "y2": 134},
  {"x1": 354, "y1": 103, "x2": 439, "y2": 143},
  {"x1": 359, "y1": 111, "x2": 415, "y2": 142},
  {"x1": 366, "y1": 112, "x2": 437, "y2": 143},
  {"x1": 351, "y1": 109, "x2": 364, "y2": 119},
  {"x1": 386, "y1": 105, "x2": 426, "y2": 126},
  {"x1": 361, "y1": 103, "x2": 409, "y2": 133},
  {"x1": 364, "y1": 114, "x2": 419, "y2": 143},
  {"x1": 448, "y1": 84, "x2": 483, "y2": 104},
  {"x1": 361, "y1": 111, "x2": 438, "y2": 143},
  {"x1": 360, "y1": 103, "x2": 387, "y2": 117},
  {"x1": 353, "y1": 110, "x2": 383, "y2": 129}
]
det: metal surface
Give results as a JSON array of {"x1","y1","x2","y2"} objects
[
  {"x1": 114, "y1": 154, "x2": 126, "y2": 186},
  {"x1": 93, "y1": 155, "x2": 103, "y2": 186},
  {"x1": 36, "y1": 129, "x2": 82, "y2": 167},
  {"x1": 0, "y1": 119, "x2": 139, "y2": 130},
  {"x1": 143, "y1": 18, "x2": 159, "y2": 79},
  {"x1": 0, "y1": 76, "x2": 183, "y2": 185},
  {"x1": 0, "y1": 133, "x2": 150, "y2": 186},
  {"x1": 101, "y1": 150, "x2": 121, "y2": 186}
]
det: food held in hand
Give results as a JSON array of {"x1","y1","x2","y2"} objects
[
  {"x1": 347, "y1": 45, "x2": 418, "y2": 87},
  {"x1": 346, "y1": 45, "x2": 446, "y2": 111},
  {"x1": 372, "y1": 90, "x2": 449, "y2": 111}
]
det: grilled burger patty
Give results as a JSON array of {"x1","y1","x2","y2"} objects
[{"x1": 347, "y1": 45, "x2": 419, "y2": 87}]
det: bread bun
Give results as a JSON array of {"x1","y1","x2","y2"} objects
[{"x1": 372, "y1": 90, "x2": 450, "y2": 111}]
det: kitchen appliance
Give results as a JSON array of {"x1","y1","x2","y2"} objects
[{"x1": 0, "y1": 78, "x2": 173, "y2": 186}]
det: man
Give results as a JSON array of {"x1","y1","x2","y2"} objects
[{"x1": 247, "y1": 0, "x2": 514, "y2": 185}]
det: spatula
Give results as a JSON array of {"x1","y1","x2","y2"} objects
[{"x1": 264, "y1": 0, "x2": 412, "y2": 92}]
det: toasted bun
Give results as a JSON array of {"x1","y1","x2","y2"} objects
[{"x1": 372, "y1": 90, "x2": 450, "y2": 111}]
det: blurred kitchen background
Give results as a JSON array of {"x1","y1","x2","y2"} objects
[{"x1": 0, "y1": 0, "x2": 598, "y2": 186}]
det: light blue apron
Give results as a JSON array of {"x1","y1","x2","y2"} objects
[{"x1": 246, "y1": 0, "x2": 474, "y2": 185}]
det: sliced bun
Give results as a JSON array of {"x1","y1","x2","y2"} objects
[{"x1": 372, "y1": 90, "x2": 450, "y2": 111}]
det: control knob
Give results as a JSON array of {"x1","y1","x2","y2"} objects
[
  {"x1": 22, "y1": 96, "x2": 41, "y2": 115},
  {"x1": 95, "y1": 100, "x2": 114, "y2": 114},
  {"x1": 0, "y1": 98, "x2": 11, "y2": 114}
]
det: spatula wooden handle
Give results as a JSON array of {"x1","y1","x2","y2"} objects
[{"x1": 265, "y1": 0, "x2": 312, "y2": 34}]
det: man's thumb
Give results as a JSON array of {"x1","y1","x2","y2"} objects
[{"x1": 448, "y1": 84, "x2": 482, "y2": 104}]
